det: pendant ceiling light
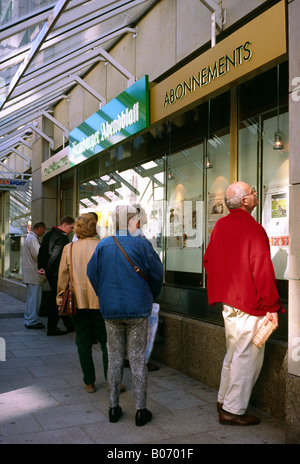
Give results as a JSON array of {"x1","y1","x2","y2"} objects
[
  {"x1": 273, "y1": 65, "x2": 284, "y2": 150},
  {"x1": 205, "y1": 101, "x2": 213, "y2": 168}
]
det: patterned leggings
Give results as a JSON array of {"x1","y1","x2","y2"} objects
[{"x1": 105, "y1": 317, "x2": 148, "y2": 410}]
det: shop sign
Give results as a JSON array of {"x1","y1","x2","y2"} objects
[
  {"x1": 163, "y1": 41, "x2": 252, "y2": 108},
  {"x1": 69, "y1": 75, "x2": 149, "y2": 167},
  {"x1": 41, "y1": 146, "x2": 69, "y2": 182},
  {"x1": 150, "y1": 0, "x2": 287, "y2": 123},
  {"x1": 0, "y1": 177, "x2": 29, "y2": 191}
]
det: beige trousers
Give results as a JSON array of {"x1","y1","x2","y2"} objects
[{"x1": 218, "y1": 304, "x2": 266, "y2": 415}]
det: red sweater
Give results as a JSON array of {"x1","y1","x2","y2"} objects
[{"x1": 203, "y1": 208, "x2": 284, "y2": 316}]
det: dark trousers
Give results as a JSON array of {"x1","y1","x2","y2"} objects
[{"x1": 72, "y1": 309, "x2": 108, "y2": 385}]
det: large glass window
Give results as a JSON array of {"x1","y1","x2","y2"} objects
[
  {"x1": 2, "y1": 183, "x2": 32, "y2": 280},
  {"x1": 78, "y1": 92, "x2": 230, "y2": 291},
  {"x1": 238, "y1": 62, "x2": 289, "y2": 292},
  {"x1": 78, "y1": 160, "x2": 164, "y2": 262},
  {"x1": 206, "y1": 94, "x2": 231, "y2": 243},
  {"x1": 165, "y1": 144, "x2": 204, "y2": 286}
]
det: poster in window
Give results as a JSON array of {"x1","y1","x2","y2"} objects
[
  {"x1": 207, "y1": 193, "x2": 227, "y2": 240},
  {"x1": 262, "y1": 185, "x2": 289, "y2": 280}
]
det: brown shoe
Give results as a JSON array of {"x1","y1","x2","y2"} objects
[
  {"x1": 84, "y1": 384, "x2": 95, "y2": 393},
  {"x1": 219, "y1": 408, "x2": 260, "y2": 426}
]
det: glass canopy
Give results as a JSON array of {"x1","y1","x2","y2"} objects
[{"x1": 0, "y1": 0, "x2": 157, "y2": 155}]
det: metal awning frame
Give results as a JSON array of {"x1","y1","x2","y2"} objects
[
  {"x1": 1, "y1": 27, "x2": 138, "y2": 121},
  {"x1": 0, "y1": 0, "x2": 157, "y2": 163},
  {"x1": 2, "y1": 0, "x2": 72, "y2": 108},
  {"x1": 198, "y1": 0, "x2": 226, "y2": 47},
  {"x1": 0, "y1": 28, "x2": 138, "y2": 151},
  {"x1": 0, "y1": 171, "x2": 32, "y2": 180}
]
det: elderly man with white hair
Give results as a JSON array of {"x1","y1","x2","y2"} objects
[{"x1": 204, "y1": 181, "x2": 284, "y2": 426}]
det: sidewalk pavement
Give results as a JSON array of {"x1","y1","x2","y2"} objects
[{"x1": 0, "y1": 291, "x2": 286, "y2": 445}]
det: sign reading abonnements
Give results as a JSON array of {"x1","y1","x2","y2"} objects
[{"x1": 69, "y1": 75, "x2": 149, "y2": 167}]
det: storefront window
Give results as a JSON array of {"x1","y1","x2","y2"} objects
[
  {"x1": 78, "y1": 146, "x2": 207, "y2": 287},
  {"x1": 3, "y1": 184, "x2": 32, "y2": 280},
  {"x1": 262, "y1": 111, "x2": 289, "y2": 282},
  {"x1": 238, "y1": 62, "x2": 289, "y2": 288},
  {"x1": 78, "y1": 92, "x2": 230, "y2": 291},
  {"x1": 206, "y1": 95, "x2": 231, "y2": 243},
  {"x1": 165, "y1": 144, "x2": 204, "y2": 286},
  {"x1": 78, "y1": 160, "x2": 165, "y2": 264}
]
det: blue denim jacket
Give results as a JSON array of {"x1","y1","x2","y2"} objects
[{"x1": 87, "y1": 231, "x2": 163, "y2": 319}]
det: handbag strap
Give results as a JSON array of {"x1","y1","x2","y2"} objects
[
  {"x1": 69, "y1": 242, "x2": 73, "y2": 290},
  {"x1": 112, "y1": 235, "x2": 149, "y2": 284}
]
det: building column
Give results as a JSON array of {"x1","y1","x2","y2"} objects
[
  {"x1": 287, "y1": 0, "x2": 300, "y2": 444},
  {"x1": 31, "y1": 116, "x2": 58, "y2": 229}
]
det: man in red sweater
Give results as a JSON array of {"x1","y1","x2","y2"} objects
[{"x1": 203, "y1": 181, "x2": 284, "y2": 426}]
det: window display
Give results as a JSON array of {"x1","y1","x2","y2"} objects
[
  {"x1": 238, "y1": 62, "x2": 289, "y2": 283},
  {"x1": 2, "y1": 184, "x2": 32, "y2": 280},
  {"x1": 165, "y1": 146, "x2": 205, "y2": 286},
  {"x1": 262, "y1": 111, "x2": 289, "y2": 281}
]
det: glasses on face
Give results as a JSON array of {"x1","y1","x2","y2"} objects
[{"x1": 242, "y1": 187, "x2": 258, "y2": 199}]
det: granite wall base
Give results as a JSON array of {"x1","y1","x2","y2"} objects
[{"x1": 152, "y1": 312, "x2": 288, "y2": 421}]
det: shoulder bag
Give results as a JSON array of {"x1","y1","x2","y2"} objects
[
  {"x1": 112, "y1": 235, "x2": 149, "y2": 283},
  {"x1": 58, "y1": 242, "x2": 77, "y2": 316},
  {"x1": 112, "y1": 235, "x2": 160, "y2": 362}
]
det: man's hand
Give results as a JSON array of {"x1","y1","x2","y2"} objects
[{"x1": 265, "y1": 311, "x2": 278, "y2": 328}]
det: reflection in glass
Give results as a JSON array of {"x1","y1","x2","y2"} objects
[
  {"x1": 6, "y1": 182, "x2": 32, "y2": 280},
  {"x1": 78, "y1": 145, "x2": 206, "y2": 287},
  {"x1": 238, "y1": 63, "x2": 289, "y2": 283},
  {"x1": 78, "y1": 160, "x2": 165, "y2": 264},
  {"x1": 166, "y1": 146, "x2": 204, "y2": 283}
]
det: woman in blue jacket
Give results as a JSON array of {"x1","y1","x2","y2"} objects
[{"x1": 87, "y1": 205, "x2": 163, "y2": 426}]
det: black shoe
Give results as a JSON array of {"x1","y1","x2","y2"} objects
[
  {"x1": 47, "y1": 328, "x2": 67, "y2": 336},
  {"x1": 135, "y1": 408, "x2": 152, "y2": 427},
  {"x1": 25, "y1": 322, "x2": 45, "y2": 329},
  {"x1": 147, "y1": 362, "x2": 159, "y2": 371},
  {"x1": 109, "y1": 405, "x2": 122, "y2": 423}
]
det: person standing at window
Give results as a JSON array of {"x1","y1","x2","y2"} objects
[
  {"x1": 22, "y1": 221, "x2": 46, "y2": 329},
  {"x1": 38, "y1": 216, "x2": 75, "y2": 336},
  {"x1": 87, "y1": 205, "x2": 163, "y2": 426},
  {"x1": 57, "y1": 213, "x2": 108, "y2": 393},
  {"x1": 203, "y1": 181, "x2": 284, "y2": 426}
]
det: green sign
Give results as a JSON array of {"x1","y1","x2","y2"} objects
[{"x1": 69, "y1": 75, "x2": 149, "y2": 167}]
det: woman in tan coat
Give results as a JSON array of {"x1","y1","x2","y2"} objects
[{"x1": 57, "y1": 213, "x2": 108, "y2": 393}]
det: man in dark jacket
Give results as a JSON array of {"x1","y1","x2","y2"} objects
[{"x1": 38, "y1": 216, "x2": 75, "y2": 335}]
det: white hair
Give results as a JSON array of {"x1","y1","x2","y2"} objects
[{"x1": 225, "y1": 183, "x2": 248, "y2": 209}]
